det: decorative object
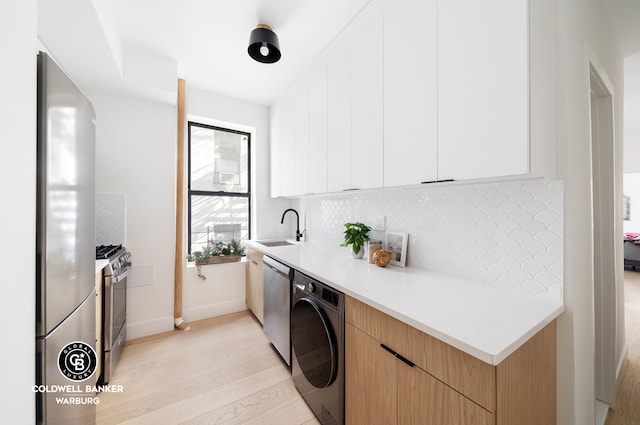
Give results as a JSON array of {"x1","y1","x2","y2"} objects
[
  {"x1": 248, "y1": 24, "x2": 281, "y2": 63},
  {"x1": 187, "y1": 239, "x2": 246, "y2": 279},
  {"x1": 624, "y1": 194, "x2": 630, "y2": 221},
  {"x1": 385, "y1": 231, "x2": 408, "y2": 267},
  {"x1": 340, "y1": 222, "x2": 371, "y2": 259},
  {"x1": 372, "y1": 249, "x2": 391, "y2": 267},
  {"x1": 367, "y1": 240, "x2": 383, "y2": 263}
]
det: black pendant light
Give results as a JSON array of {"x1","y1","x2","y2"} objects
[{"x1": 248, "y1": 24, "x2": 281, "y2": 64}]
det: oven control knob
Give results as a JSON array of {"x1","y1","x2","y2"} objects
[{"x1": 307, "y1": 282, "x2": 316, "y2": 293}]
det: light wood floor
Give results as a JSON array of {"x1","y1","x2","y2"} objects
[
  {"x1": 96, "y1": 311, "x2": 321, "y2": 425},
  {"x1": 606, "y1": 270, "x2": 640, "y2": 425}
]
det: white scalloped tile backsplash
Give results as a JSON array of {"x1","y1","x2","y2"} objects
[
  {"x1": 294, "y1": 179, "x2": 563, "y2": 303},
  {"x1": 96, "y1": 193, "x2": 125, "y2": 246}
]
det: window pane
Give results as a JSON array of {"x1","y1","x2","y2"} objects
[
  {"x1": 190, "y1": 195, "x2": 249, "y2": 253},
  {"x1": 190, "y1": 125, "x2": 249, "y2": 193}
]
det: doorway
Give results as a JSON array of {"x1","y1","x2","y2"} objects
[{"x1": 590, "y1": 61, "x2": 619, "y2": 412}]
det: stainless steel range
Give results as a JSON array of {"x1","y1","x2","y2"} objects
[{"x1": 96, "y1": 244, "x2": 131, "y2": 384}]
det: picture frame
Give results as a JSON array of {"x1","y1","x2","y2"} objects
[{"x1": 385, "y1": 231, "x2": 408, "y2": 267}]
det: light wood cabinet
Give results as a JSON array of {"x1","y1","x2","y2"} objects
[
  {"x1": 245, "y1": 248, "x2": 264, "y2": 323},
  {"x1": 345, "y1": 296, "x2": 556, "y2": 425}
]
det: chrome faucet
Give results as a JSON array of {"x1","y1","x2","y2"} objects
[{"x1": 281, "y1": 208, "x2": 304, "y2": 241}]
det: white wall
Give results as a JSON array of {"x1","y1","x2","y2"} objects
[
  {"x1": 180, "y1": 86, "x2": 292, "y2": 324},
  {"x1": 1, "y1": 1, "x2": 37, "y2": 422},
  {"x1": 185, "y1": 85, "x2": 292, "y2": 241},
  {"x1": 88, "y1": 90, "x2": 177, "y2": 338},
  {"x1": 554, "y1": 0, "x2": 624, "y2": 423},
  {"x1": 623, "y1": 52, "x2": 640, "y2": 173},
  {"x1": 87, "y1": 85, "x2": 292, "y2": 338}
]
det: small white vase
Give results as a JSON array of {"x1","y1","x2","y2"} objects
[{"x1": 352, "y1": 248, "x2": 364, "y2": 259}]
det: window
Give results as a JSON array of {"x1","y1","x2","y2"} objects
[{"x1": 188, "y1": 122, "x2": 250, "y2": 254}]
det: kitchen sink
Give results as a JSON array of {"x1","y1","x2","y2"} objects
[{"x1": 256, "y1": 240, "x2": 294, "y2": 247}]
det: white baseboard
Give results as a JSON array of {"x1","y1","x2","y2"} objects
[
  {"x1": 610, "y1": 343, "x2": 629, "y2": 409},
  {"x1": 126, "y1": 315, "x2": 174, "y2": 340},
  {"x1": 595, "y1": 399, "x2": 610, "y2": 425},
  {"x1": 182, "y1": 298, "x2": 248, "y2": 323}
]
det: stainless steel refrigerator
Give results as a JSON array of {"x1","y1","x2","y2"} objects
[{"x1": 35, "y1": 52, "x2": 97, "y2": 425}]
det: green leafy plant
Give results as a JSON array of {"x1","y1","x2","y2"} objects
[
  {"x1": 186, "y1": 239, "x2": 245, "y2": 262},
  {"x1": 339, "y1": 222, "x2": 372, "y2": 255}
]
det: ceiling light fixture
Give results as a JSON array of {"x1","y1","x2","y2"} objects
[{"x1": 248, "y1": 24, "x2": 281, "y2": 64}]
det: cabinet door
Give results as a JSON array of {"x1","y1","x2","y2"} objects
[
  {"x1": 327, "y1": 28, "x2": 352, "y2": 192},
  {"x1": 245, "y1": 248, "x2": 264, "y2": 323},
  {"x1": 351, "y1": 0, "x2": 383, "y2": 190},
  {"x1": 383, "y1": 0, "x2": 438, "y2": 186},
  {"x1": 437, "y1": 0, "x2": 529, "y2": 180},
  {"x1": 397, "y1": 363, "x2": 495, "y2": 425},
  {"x1": 308, "y1": 53, "x2": 329, "y2": 194},
  {"x1": 346, "y1": 323, "x2": 398, "y2": 425},
  {"x1": 279, "y1": 86, "x2": 296, "y2": 197},
  {"x1": 294, "y1": 74, "x2": 310, "y2": 196},
  {"x1": 269, "y1": 100, "x2": 283, "y2": 198}
]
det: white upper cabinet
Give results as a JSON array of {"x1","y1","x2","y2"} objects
[
  {"x1": 270, "y1": 0, "x2": 531, "y2": 197},
  {"x1": 327, "y1": 28, "x2": 353, "y2": 192},
  {"x1": 294, "y1": 74, "x2": 310, "y2": 196},
  {"x1": 308, "y1": 53, "x2": 329, "y2": 194},
  {"x1": 351, "y1": 0, "x2": 384, "y2": 190},
  {"x1": 437, "y1": 0, "x2": 529, "y2": 181},
  {"x1": 278, "y1": 86, "x2": 296, "y2": 197},
  {"x1": 269, "y1": 98, "x2": 283, "y2": 198},
  {"x1": 383, "y1": 0, "x2": 438, "y2": 186}
]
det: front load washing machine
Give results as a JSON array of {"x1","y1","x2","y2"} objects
[{"x1": 290, "y1": 270, "x2": 344, "y2": 425}]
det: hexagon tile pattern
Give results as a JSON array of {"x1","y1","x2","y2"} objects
[{"x1": 295, "y1": 179, "x2": 563, "y2": 303}]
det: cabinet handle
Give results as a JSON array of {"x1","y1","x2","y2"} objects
[
  {"x1": 251, "y1": 260, "x2": 258, "y2": 265},
  {"x1": 395, "y1": 353, "x2": 415, "y2": 368},
  {"x1": 421, "y1": 179, "x2": 455, "y2": 184},
  {"x1": 380, "y1": 344, "x2": 397, "y2": 356}
]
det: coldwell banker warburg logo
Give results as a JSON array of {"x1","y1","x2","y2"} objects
[{"x1": 58, "y1": 341, "x2": 97, "y2": 381}]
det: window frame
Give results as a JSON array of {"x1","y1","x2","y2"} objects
[{"x1": 187, "y1": 121, "x2": 251, "y2": 254}]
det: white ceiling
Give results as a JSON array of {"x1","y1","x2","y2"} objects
[
  {"x1": 38, "y1": 0, "x2": 639, "y2": 109},
  {"x1": 38, "y1": 0, "x2": 370, "y2": 106}
]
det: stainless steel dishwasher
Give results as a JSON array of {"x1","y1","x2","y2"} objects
[{"x1": 263, "y1": 255, "x2": 294, "y2": 366}]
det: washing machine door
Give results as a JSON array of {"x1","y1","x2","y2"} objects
[{"x1": 291, "y1": 297, "x2": 338, "y2": 388}]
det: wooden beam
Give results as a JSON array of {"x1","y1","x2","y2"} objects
[{"x1": 174, "y1": 78, "x2": 188, "y2": 330}]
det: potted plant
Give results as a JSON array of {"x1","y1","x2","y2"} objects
[
  {"x1": 340, "y1": 222, "x2": 372, "y2": 259},
  {"x1": 186, "y1": 239, "x2": 246, "y2": 265}
]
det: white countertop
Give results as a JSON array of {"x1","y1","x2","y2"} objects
[
  {"x1": 246, "y1": 240, "x2": 564, "y2": 365},
  {"x1": 95, "y1": 259, "x2": 109, "y2": 275}
]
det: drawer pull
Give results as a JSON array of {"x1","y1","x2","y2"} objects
[
  {"x1": 396, "y1": 353, "x2": 415, "y2": 367},
  {"x1": 380, "y1": 344, "x2": 397, "y2": 356}
]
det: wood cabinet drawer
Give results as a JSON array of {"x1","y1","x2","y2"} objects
[
  {"x1": 346, "y1": 296, "x2": 495, "y2": 411},
  {"x1": 345, "y1": 296, "x2": 410, "y2": 355},
  {"x1": 408, "y1": 326, "x2": 496, "y2": 411}
]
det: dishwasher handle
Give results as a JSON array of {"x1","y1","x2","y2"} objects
[{"x1": 263, "y1": 255, "x2": 293, "y2": 279}]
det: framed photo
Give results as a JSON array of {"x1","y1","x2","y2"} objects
[{"x1": 385, "y1": 231, "x2": 408, "y2": 267}]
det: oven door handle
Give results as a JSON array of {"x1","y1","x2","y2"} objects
[{"x1": 108, "y1": 269, "x2": 130, "y2": 285}]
